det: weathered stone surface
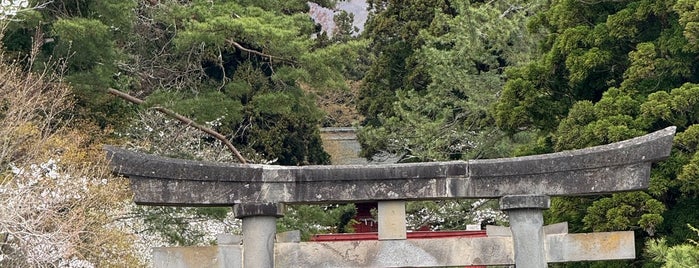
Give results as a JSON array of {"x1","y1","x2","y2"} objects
[
  {"x1": 233, "y1": 203, "x2": 284, "y2": 218},
  {"x1": 378, "y1": 201, "x2": 407, "y2": 240},
  {"x1": 486, "y1": 222, "x2": 569, "y2": 237},
  {"x1": 276, "y1": 230, "x2": 301, "y2": 243},
  {"x1": 500, "y1": 195, "x2": 551, "y2": 210},
  {"x1": 271, "y1": 231, "x2": 635, "y2": 267},
  {"x1": 151, "y1": 231, "x2": 635, "y2": 268},
  {"x1": 470, "y1": 126, "x2": 674, "y2": 176},
  {"x1": 105, "y1": 126, "x2": 675, "y2": 206},
  {"x1": 217, "y1": 245, "x2": 243, "y2": 268},
  {"x1": 507, "y1": 207, "x2": 547, "y2": 268},
  {"x1": 546, "y1": 231, "x2": 635, "y2": 262},
  {"x1": 153, "y1": 245, "x2": 242, "y2": 268},
  {"x1": 275, "y1": 237, "x2": 514, "y2": 267},
  {"x1": 320, "y1": 127, "x2": 370, "y2": 165},
  {"x1": 241, "y1": 216, "x2": 276, "y2": 268},
  {"x1": 216, "y1": 233, "x2": 241, "y2": 245},
  {"x1": 153, "y1": 246, "x2": 217, "y2": 268},
  {"x1": 486, "y1": 225, "x2": 512, "y2": 237},
  {"x1": 544, "y1": 222, "x2": 569, "y2": 234}
]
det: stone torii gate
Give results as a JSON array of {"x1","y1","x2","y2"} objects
[{"x1": 106, "y1": 127, "x2": 676, "y2": 268}]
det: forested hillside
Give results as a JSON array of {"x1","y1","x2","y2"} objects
[{"x1": 0, "y1": 0, "x2": 697, "y2": 266}]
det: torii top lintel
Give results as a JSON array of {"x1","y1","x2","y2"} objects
[{"x1": 106, "y1": 127, "x2": 676, "y2": 206}]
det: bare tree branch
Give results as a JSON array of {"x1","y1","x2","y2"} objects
[{"x1": 107, "y1": 88, "x2": 248, "y2": 164}]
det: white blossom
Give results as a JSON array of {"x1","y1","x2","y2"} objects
[{"x1": 0, "y1": 0, "x2": 29, "y2": 20}]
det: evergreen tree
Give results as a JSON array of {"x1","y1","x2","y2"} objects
[
  {"x1": 358, "y1": 0, "x2": 543, "y2": 161},
  {"x1": 2, "y1": 0, "x2": 364, "y2": 165},
  {"x1": 1, "y1": 0, "x2": 138, "y2": 128},
  {"x1": 646, "y1": 224, "x2": 699, "y2": 267},
  {"x1": 493, "y1": 0, "x2": 699, "y2": 266},
  {"x1": 128, "y1": 0, "x2": 367, "y2": 165},
  {"x1": 358, "y1": 0, "x2": 453, "y2": 127}
]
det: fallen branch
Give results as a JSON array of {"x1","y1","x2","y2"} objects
[{"x1": 107, "y1": 88, "x2": 248, "y2": 164}]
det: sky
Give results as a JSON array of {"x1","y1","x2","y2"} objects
[{"x1": 308, "y1": 0, "x2": 369, "y2": 36}]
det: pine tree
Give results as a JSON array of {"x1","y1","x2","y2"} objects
[
  {"x1": 358, "y1": 0, "x2": 542, "y2": 161},
  {"x1": 0, "y1": 0, "x2": 369, "y2": 252},
  {"x1": 493, "y1": 0, "x2": 699, "y2": 265}
]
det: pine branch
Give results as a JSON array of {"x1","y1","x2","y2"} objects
[
  {"x1": 107, "y1": 88, "x2": 248, "y2": 164},
  {"x1": 226, "y1": 39, "x2": 295, "y2": 64}
]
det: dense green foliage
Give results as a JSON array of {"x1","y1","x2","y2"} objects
[
  {"x1": 646, "y1": 224, "x2": 699, "y2": 267},
  {"x1": 2, "y1": 0, "x2": 366, "y2": 166},
  {"x1": 358, "y1": 0, "x2": 542, "y2": 161},
  {"x1": 494, "y1": 0, "x2": 699, "y2": 133},
  {"x1": 488, "y1": 0, "x2": 699, "y2": 266},
  {"x1": 356, "y1": 0, "x2": 543, "y2": 231},
  {"x1": 131, "y1": 0, "x2": 362, "y2": 165},
  {"x1": 277, "y1": 204, "x2": 358, "y2": 241}
]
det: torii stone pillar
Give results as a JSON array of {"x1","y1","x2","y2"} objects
[
  {"x1": 378, "y1": 201, "x2": 407, "y2": 240},
  {"x1": 233, "y1": 203, "x2": 284, "y2": 268},
  {"x1": 500, "y1": 195, "x2": 550, "y2": 268}
]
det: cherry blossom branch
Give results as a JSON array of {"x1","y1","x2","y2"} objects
[{"x1": 107, "y1": 88, "x2": 248, "y2": 164}]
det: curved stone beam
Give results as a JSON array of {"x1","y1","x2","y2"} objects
[{"x1": 105, "y1": 127, "x2": 676, "y2": 206}]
